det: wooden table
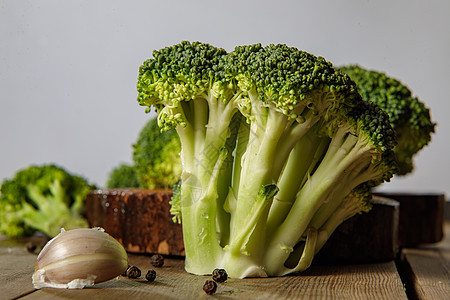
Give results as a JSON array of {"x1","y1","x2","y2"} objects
[{"x1": 2, "y1": 222, "x2": 448, "y2": 300}]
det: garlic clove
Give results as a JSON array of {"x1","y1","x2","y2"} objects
[{"x1": 32, "y1": 227, "x2": 128, "y2": 289}]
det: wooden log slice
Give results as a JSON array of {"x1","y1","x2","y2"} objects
[
  {"x1": 314, "y1": 196, "x2": 400, "y2": 264},
  {"x1": 85, "y1": 188, "x2": 184, "y2": 256},
  {"x1": 374, "y1": 192, "x2": 446, "y2": 247}
]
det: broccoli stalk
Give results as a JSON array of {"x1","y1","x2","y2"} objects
[
  {"x1": 262, "y1": 103, "x2": 395, "y2": 275},
  {"x1": 136, "y1": 42, "x2": 397, "y2": 278},
  {"x1": 0, "y1": 164, "x2": 96, "y2": 238}
]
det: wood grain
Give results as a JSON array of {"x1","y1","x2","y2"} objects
[
  {"x1": 3, "y1": 223, "x2": 449, "y2": 300},
  {"x1": 0, "y1": 238, "x2": 38, "y2": 299},
  {"x1": 400, "y1": 222, "x2": 450, "y2": 300},
  {"x1": 23, "y1": 255, "x2": 406, "y2": 300}
]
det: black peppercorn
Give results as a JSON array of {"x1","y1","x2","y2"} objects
[
  {"x1": 26, "y1": 241, "x2": 37, "y2": 254},
  {"x1": 212, "y1": 268, "x2": 228, "y2": 283},
  {"x1": 145, "y1": 269, "x2": 157, "y2": 282},
  {"x1": 150, "y1": 254, "x2": 164, "y2": 267},
  {"x1": 122, "y1": 265, "x2": 131, "y2": 276},
  {"x1": 126, "y1": 266, "x2": 141, "y2": 279},
  {"x1": 203, "y1": 280, "x2": 217, "y2": 295}
]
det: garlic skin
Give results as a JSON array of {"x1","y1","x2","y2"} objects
[{"x1": 32, "y1": 228, "x2": 128, "y2": 289}]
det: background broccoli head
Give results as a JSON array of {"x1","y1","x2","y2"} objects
[
  {"x1": 339, "y1": 65, "x2": 436, "y2": 175},
  {"x1": 0, "y1": 164, "x2": 96, "y2": 238},
  {"x1": 133, "y1": 117, "x2": 182, "y2": 189},
  {"x1": 106, "y1": 117, "x2": 182, "y2": 189},
  {"x1": 106, "y1": 163, "x2": 140, "y2": 189}
]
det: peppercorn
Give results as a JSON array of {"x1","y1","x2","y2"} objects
[
  {"x1": 145, "y1": 269, "x2": 157, "y2": 282},
  {"x1": 26, "y1": 241, "x2": 37, "y2": 254},
  {"x1": 126, "y1": 266, "x2": 141, "y2": 279},
  {"x1": 203, "y1": 280, "x2": 217, "y2": 295},
  {"x1": 212, "y1": 268, "x2": 228, "y2": 283},
  {"x1": 150, "y1": 254, "x2": 164, "y2": 267},
  {"x1": 120, "y1": 265, "x2": 130, "y2": 276}
]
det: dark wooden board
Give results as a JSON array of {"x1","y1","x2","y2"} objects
[
  {"x1": 316, "y1": 196, "x2": 399, "y2": 264},
  {"x1": 375, "y1": 192, "x2": 446, "y2": 247}
]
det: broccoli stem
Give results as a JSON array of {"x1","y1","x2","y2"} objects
[
  {"x1": 313, "y1": 193, "x2": 368, "y2": 254},
  {"x1": 230, "y1": 106, "x2": 287, "y2": 241},
  {"x1": 262, "y1": 126, "x2": 376, "y2": 275},
  {"x1": 217, "y1": 184, "x2": 278, "y2": 278},
  {"x1": 178, "y1": 92, "x2": 240, "y2": 275},
  {"x1": 216, "y1": 113, "x2": 242, "y2": 246},
  {"x1": 272, "y1": 109, "x2": 321, "y2": 177},
  {"x1": 230, "y1": 117, "x2": 250, "y2": 198},
  {"x1": 266, "y1": 131, "x2": 328, "y2": 235},
  {"x1": 229, "y1": 184, "x2": 278, "y2": 254}
]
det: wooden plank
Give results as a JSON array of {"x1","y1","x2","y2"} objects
[
  {"x1": 400, "y1": 221, "x2": 450, "y2": 300},
  {"x1": 0, "y1": 238, "x2": 39, "y2": 299},
  {"x1": 23, "y1": 254, "x2": 406, "y2": 299}
]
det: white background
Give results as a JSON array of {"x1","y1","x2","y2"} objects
[{"x1": 1, "y1": 0, "x2": 449, "y2": 198}]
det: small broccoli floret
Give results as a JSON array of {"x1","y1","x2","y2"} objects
[
  {"x1": 169, "y1": 180, "x2": 182, "y2": 224},
  {"x1": 136, "y1": 42, "x2": 397, "y2": 278},
  {"x1": 133, "y1": 117, "x2": 182, "y2": 189},
  {"x1": 339, "y1": 65, "x2": 435, "y2": 175},
  {"x1": 106, "y1": 163, "x2": 140, "y2": 189},
  {"x1": 0, "y1": 164, "x2": 96, "y2": 238}
]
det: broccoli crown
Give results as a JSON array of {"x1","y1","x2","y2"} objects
[
  {"x1": 137, "y1": 41, "x2": 228, "y2": 130},
  {"x1": 347, "y1": 100, "x2": 398, "y2": 184},
  {"x1": 133, "y1": 117, "x2": 182, "y2": 189},
  {"x1": 223, "y1": 43, "x2": 362, "y2": 122},
  {"x1": 106, "y1": 163, "x2": 140, "y2": 189},
  {"x1": 0, "y1": 164, "x2": 96, "y2": 237},
  {"x1": 339, "y1": 65, "x2": 435, "y2": 175}
]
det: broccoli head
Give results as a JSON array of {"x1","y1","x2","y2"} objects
[
  {"x1": 0, "y1": 164, "x2": 96, "y2": 238},
  {"x1": 136, "y1": 42, "x2": 397, "y2": 278},
  {"x1": 132, "y1": 117, "x2": 182, "y2": 189},
  {"x1": 106, "y1": 163, "x2": 140, "y2": 189},
  {"x1": 339, "y1": 65, "x2": 435, "y2": 175}
]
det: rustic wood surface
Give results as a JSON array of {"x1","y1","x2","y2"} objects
[
  {"x1": 400, "y1": 221, "x2": 450, "y2": 300},
  {"x1": 1, "y1": 222, "x2": 448, "y2": 300},
  {"x1": 0, "y1": 240, "x2": 37, "y2": 300},
  {"x1": 5, "y1": 254, "x2": 407, "y2": 300}
]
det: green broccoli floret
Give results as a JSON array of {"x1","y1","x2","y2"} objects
[
  {"x1": 133, "y1": 117, "x2": 182, "y2": 189},
  {"x1": 106, "y1": 163, "x2": 140, "y2": 188},
  {"x1": 105, "y1": 117, "x2": 182, "y2": 189},
  {"x1": 136, "y1": 41, "x2": 397, "y2": 278},
  {"x1": 0, "y1": 164, "x2": 96, "y2": 238},
  {"x1": 169, "y1": 180, "x2": 182, "y2": 224},
  {"x1": 338, "y1": 65, "x2": 435, "y2": 175}
]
